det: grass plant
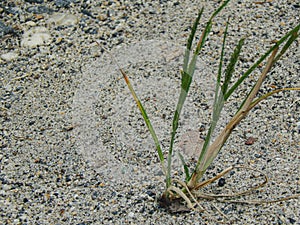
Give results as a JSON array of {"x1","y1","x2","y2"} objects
[{"x1": 114, "y1": 0, "x2": 300, "y2": 214}]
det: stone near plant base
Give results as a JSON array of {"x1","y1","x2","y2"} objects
[
  {"x1": 21, "y1": 26, "x2": 51, "y2": 48},
  {"x1": 48, "y1": 13, "x2": 78, "y2": 26}
]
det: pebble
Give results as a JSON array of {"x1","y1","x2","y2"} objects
[
  {"x1": 48, "y1": 13, "x2": 78, "y2": 26},
  {"x1": 0, "y1": 21, "x2": 15, "y2": 37},
  {"x1": 128, "y1": 212, "x2": 135, "y2": 218},
  {"x1": 55, "y1": 0, "x2": 72, "y2": 8},
  {"x1": 1, "y1": 52, "x2": 19, "y2": 61},
  {"x1": 21, "y1": 26, "x2": 51, "y2": 47},
  {"x1": 26, "y1": 5, "x2": 53, "y2": 14},
  {"x1": 25, "y1": 0, "x2": 44, "y2": 3}
]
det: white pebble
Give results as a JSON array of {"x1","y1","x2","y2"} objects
[
  {"x1": 1, "y1": 52, "x2": 18, "y2": 61},
  {"x1": 21, "y1": 26, "x2": 51, "y2": 48},
  {"x1": 128, "y1": 212, "x2": 135, "y2": 218},
  {"x1": 48, "y1": 13, "x2": 78, "y2": 26}
]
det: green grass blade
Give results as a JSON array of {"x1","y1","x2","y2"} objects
[
  {"x1": 210, "y1": 0, "x2": 231, "y2": 20},
  {"x1": 167, "y1": 14, "x2": 207, "y2": 187},
  {"x1": 193, "y1": 19, "x2": 229, "y2": 180},
  {"x1": 168, "y1": 0, "x2": 231, "y2": 188},
  {"x1": 224, "y1": 23, "x2": 300, "y2": 101},
  {"x1": 118, "y1": 68, "x2": 166, "y2": 175},
  {"x1": 187, "y1": 8, "x2": 204, "y2": 51},
  {"x1": 167, "y1": 70, "x2": 192, "y2": 187},
  {"x1": 194, "y1": 22, "x2": 211, "y2": 56},
  {"x1": 178, "y1": 152, "x2": 190, "y2": 182},
  {"x1": 190, "y1": 22, "x2": 300, "y2": 187},
  {"x1": 221, "y1": 38, "x2": 245, "y2": 94},
  {"x1": 197, "y1": 47, "x2": 279, "y2": 178},
  {"x1": 195, "y1": 0, "x2": 231, "y2": 56},
  {"x1": 217, "y1": 19, "x2": 229, "y2": 84},
  {"x1": 183, "y1": 8, "x2": 204, "y2": 73},
  {"x1": 101, "y1": 44, "x2": 166, "y2": 175},
  {"x1": 235, "y1": 24, "x2": 299, "y2": 112},
  {"x1": 273, "y1": 27, "x2": 299, "y2": 64}
]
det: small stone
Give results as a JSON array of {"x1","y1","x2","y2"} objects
[
  {"x1": 1, "y1": 52, "x2": 18, "y2": 61},
  {"x1": 24, "y1": 21, "x2": 37, "y2": 27},
  {"x1": 48, "y1": 13, "x2": 78, "y2": 26},
  {"x1": 128, "y1": 212, "x2": 135, "y2": 218},
  {"x1": 26, "y1": 5, "x2": 53, "y2": 14},
  {"x1": 245, "y1": 137, "x2": 257, "y2": 145},
  {"x1": 55, "y1": 0, "x2": 72, "y2": 8},
  {"x1": 2, "y1": 184, "x2": 11, "y2": 191},
  {"x1": 218, "y1": 178, "x2": 226, "y2": 187},
  {"x1": 25, "y1": 0, "x2": 44, "y2": 3},
  {"x1": 288, "y1": 217, "x2": 296, "y2": 224},
  {"x1": 0, "y1": 21, "x2": 15, "y2": 38},
  {"x1": 21, "y1": 26, "x2": 51, "y2": 48}
]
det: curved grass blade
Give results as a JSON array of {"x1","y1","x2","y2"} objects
[{"x1": 249, "y1": 87, "x2": 300, "y2": 111}]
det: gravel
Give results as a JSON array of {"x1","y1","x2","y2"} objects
[{"x1": 0, "y1": 0, "x2": 299, "y2": 224}]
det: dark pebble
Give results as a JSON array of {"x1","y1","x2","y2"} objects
[
  {"x1": 81, "y1": 9, "x2": 95, "y2": 18},
  {"x1": 0, "y1": 21, "x2": 15, "y2": 38},
  {"x1": 84, "y1": 27, "x2": 98, "y2": 35},
  {"x1": 91, "y1": 191, "x2": 99, "y2": 200},
  {"x1": 55, "y1": 0, "x2": 72, "y2": 8},
  {"x1": 288, "y1": 218, "x2": 296, "y2": 224},
  {"x1": 4, "y1": 102, "x2": 11, "y2": 109},
  {"x1": 146, "y1": 190, "x2": 156, "y2": 198},
  {"x1": 1, "y1": 5, "x2": 22, "y2": 15},
  {"x1": 29, "y1": 120, "x2": 35, "y2": 126},
  {"x1": 26, "y1": 5, "x2": 53, "y2": 14},
  {"x1": 218, "y1": 178, "x2": 226, "y2": 187},
  {"x1": 111, "y1": 211, "x2": 118, "y2": 215},
  {"x1": 254, "y1": 153, "x2": 261, "y2": 158},
  {"x1": 277, "y1": 219, "x2": 283, "y2": 225},
  {"x1": 25, "y1": 0, "x2": 44, "y2": 3},
  {"x1": 65, "y1": 175, "x2": 72, "y2": 182}
]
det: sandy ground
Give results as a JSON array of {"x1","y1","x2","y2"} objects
[{"x1": 1, "y1": 0, "x2": 299, "y2": 224}]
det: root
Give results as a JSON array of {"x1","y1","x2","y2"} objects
[
  {"x1": 193, "y1": 165, "x2": 268, "y2": 199},
  {"x1": 160, "y1": 164, "x2": 299, "y2": 223},
  {"x1": 216, "y1": 193, "x2": 300, "y2": 205},
  {"x1": 164, "y1": 179, "x2": 229, "y2": 224}
]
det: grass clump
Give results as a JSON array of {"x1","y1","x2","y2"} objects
[{"x1": 113, "y1": 0, "x2": 300, "y2": 215}]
